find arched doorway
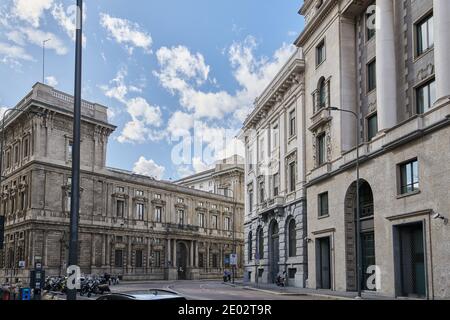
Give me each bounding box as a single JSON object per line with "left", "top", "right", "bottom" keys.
{"left": 269, "top": 220, "right": 279, "bottom": 283}
{"left": 176, "top": 242, "right": 188, "bottom": 280}
{"left": 344, "top": 180, "right": 375, "bottom": 291}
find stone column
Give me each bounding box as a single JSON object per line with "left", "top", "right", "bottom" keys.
{"left": 279, "top": 111, "right": 286, "bottom": 193}
{"left": 173, "top": 239, "right": 177, "bottom": 266}
{"left": 434, "top": 0, "right": 450, "bottom": 101}
{"left": 190, "top": 241, "right": 194, "bottom": 267}
{"left": 127, "top": 236, "right": 132, "bottom": 269}
{"left": 167, "top": 238, "right": 171, "bottom": 266}
{"left": 102, "top": 234, "right": 107, "bottom": 266}
{"left": 195, "top": 241, "right": 199, "bottom": 267}
{"left": 91, "top": 235, "right": 96, "bottom": 267}
{"left": 376, "top": 0, "right": 398, "bottom": 131}
{"left": 340, "top": 17, "right": 357, "bottom": 151}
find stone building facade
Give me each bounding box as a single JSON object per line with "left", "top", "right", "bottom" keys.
{"left": 0, "top": 83, "right": 244, "bottom": 282}
{"left": 297, "top": 0, "right": 450, "bottom": 299}
{"left": 242, "top": 0, "right": 450, "bottom": 299}
{"left": 241, "top": 49, "right": 308, "bottom": 288}
{"left": 176, "top": 154, "right": 245, "bottom": 203}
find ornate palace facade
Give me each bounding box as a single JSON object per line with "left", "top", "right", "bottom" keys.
{"left": 0, "top": 83, "right": 244, "bottom": 282}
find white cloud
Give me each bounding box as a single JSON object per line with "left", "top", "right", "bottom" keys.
{"left": 0, "top": 42, "right": 34, "bottom": 63}
{"left": 192, "top": 157, "right": 211, "bottom": 173}
{"left": 154, "top": 38, "right": 295, "bottom": 122}
{"left": 51, "top": 2, "right": 87, "bottom": 45}
{"left": 102, "top": 69, "right": 164, "bottom": 144}
{"left": 176, "top": 166, "right": 194, "bottom": 178}
{"left": 45, "top": 76, "right": 58, "bottom": 87}
{"left": 127, "top": 97, "right": 162, "bottom": 127}
{"left": 100, "top": 13, "right": 152, "bottom": 54}
{"left": 167, "top": 111, "right": 194, "bottom": 138}
{"left": 155, "top": 46, "right": 209, "bottom": 90}
{"left": 12, "top": 28, "right": 68, "bottom": 55}
{"left": 133, "top": 156, "right": 165, "bottom": 180}
{"left": 12, "top": 0, "right": 54, "bottom": 28}
{"left": 100, "top": 68, "right": 129, "bottom": 103}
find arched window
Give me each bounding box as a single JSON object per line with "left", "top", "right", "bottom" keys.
{"left": 288, "top": 219, "right": 297, "bottom": 257}
{"left": 248, "top": 231, "right": 253, "bottom": 262}
{"left": 318, "top": 77, "right": 327, "bottom": 109}
{"left": 257, "top": 227, "right": 264, "bottom": 260}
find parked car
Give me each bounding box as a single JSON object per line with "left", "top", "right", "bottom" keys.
{"left": 96, "top": 289, "right": 186, "bottom": 301}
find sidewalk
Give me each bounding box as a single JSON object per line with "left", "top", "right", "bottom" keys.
{"left": 225, "top": 281, "right": 395, "bottom": 300}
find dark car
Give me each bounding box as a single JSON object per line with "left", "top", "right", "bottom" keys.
{"left": 96, "top": 289, "right": 187, "bottom": 301}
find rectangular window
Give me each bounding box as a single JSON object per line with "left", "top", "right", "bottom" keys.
{"left": 248, "top": 190, "right": 253, "bottom": 213}
{"left": 199, "top": 252, "right": 204, "bottom": 268}
{"left": 273, "top": 173, "right": 279, "bottom": 197}
{"left": 316, "top": 40, "right": 326, "bottom": 66}
{"left": 248, "top": 148, "right": 253, "bottom": 171}
{"left": 177, "top": 198, "right": 184, "bottom": 204}
{"left": 136, "top": 190, "right": 144, "bottom": 197}
{"left": 23, "top": 138, "right": 29, "bottom": 158}
{"left": 155, "top": 207, "right": 162, "bottom": 222}
{"left": 154, "top": 193, "right": 161, "bottom": 199}
{"left": 318, "top": 192, "right": 329, "bottom": 217}
{"left": 367, "top": 113, "right": 378, "bottom": 141}
{"left": 212, "top": 253, "right": 218, "bottom": 268}
{"left": 399, "top": 159, "right": 419, "bottom": 194}
{"left": 116, "top": 200, "right": 125, "bottom": 218}
{"left": 259, "top": 137, "right": 265, "bottom": 161}
{"left": 114, "top": 249, "right": 123, "bottom": 267}
{"left": 6, "top": 150, "right": 11, "bottom": 169}
{"left": 68, "top": 141, "right": 73, "bottom": 161}
{"left": 366, "top": 8, "right": 376, "bottom": 41}
{"left": 289, "top": 110, "right": 296, "bottom": 137}
{"left": 259, "top": 182, "right": 265, "bottom": 203}
{"left": 416, "top": 14, "right": 434, "bottom": 56}
{"left": 154, "top": 251, "right": 161, "bottom": 267}
{"left": 20, "top": 191, "right": 27, "bottom": 210}
{"left": 224, "top": 217, "right": 231, "bottom": 231}
{"left": 66, "top": 193, "right": 71, "bottom": 212}
{"left": 317, "top": 133, "right": 326, "bottom": 166}
{"left": 211, "top": 215, "right": 218, "bottom": 229}
{"left": 367, "top": 60, "right": 376, "bottom": 92}
{"left": 14, "top": 144, "right": 20, "bottom": 164}
{"left": 289, "top": 162, "right": 296, "bottom": 192}
{"left": 416, "top": 79, "right": 436, "bottom": 114}
{"left": 272, "top": 124, "right": 279, "bottom": 149}
{"left": 198, "top": 212, "right": 205, "bottom": 228}
{"left": 116, "top": 186, "right": 125, "bottom": 193}
{"left": 136, "top": 203, "right": 144, "bottom": 220}
{"left": 135, "top": 250, "right": 143, "bottom": 268}
{"left": 178, "top": 209, "right": 185, "bottom": 225}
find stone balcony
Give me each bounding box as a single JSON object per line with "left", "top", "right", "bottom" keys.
{"left": 309, "top": 107, "right": 332, "bottom": 132}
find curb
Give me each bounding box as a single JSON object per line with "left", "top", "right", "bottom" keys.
{"left": 240, "top": 285, "right": 354, "bottom": 300}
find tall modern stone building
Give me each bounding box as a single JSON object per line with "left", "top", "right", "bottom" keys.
{"left": 243, "top": 0, "right": 450, "bottom": 299}
{"left": 0, "top": 83, "right": 244, "bottom": 282}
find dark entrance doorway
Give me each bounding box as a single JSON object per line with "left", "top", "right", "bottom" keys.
{"left": 269, "top": 220, "right": 279, "bottom": 283}
{"left": 317, "top": 237, "right": 331, "bottom": 289}
{"left": 176, "top": 242, "right": 188, "bottom": 280}
{"left": 344, "top": 180, "right": 376, "bottom": 291}
{"left": 395, "top": 222, "right": 426, "bottom": 298}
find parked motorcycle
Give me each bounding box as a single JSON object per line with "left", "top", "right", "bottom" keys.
{"left": 276, "top": 271, "right": 287, "bottom": 287}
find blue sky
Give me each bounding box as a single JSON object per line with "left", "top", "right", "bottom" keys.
{"left": 0, "top": 0, "right": 304, "bottom": 180}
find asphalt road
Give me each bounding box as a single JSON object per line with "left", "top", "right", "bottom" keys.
{"left": 102, "top": 280, "right": 329, "bottom": 300}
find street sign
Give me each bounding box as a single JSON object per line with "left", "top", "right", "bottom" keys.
{"left": 230, "top": 253, "right": 238, "bottom": 266}
{"left": 18, "top": 261, "right": 25, "bottom": 268}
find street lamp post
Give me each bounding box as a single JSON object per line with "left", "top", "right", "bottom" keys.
{"left": 67, "top": 0, "right": 83, "bottom": 301}
{"left": 42, "top": 39, "right": 51, "bottom": 84}
{"left": 326, "top": 107, "right": 362, "bottom": 298}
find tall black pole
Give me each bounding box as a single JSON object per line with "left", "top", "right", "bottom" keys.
{"left": 67, "top": 0, "right": 83, "bottom": 301}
